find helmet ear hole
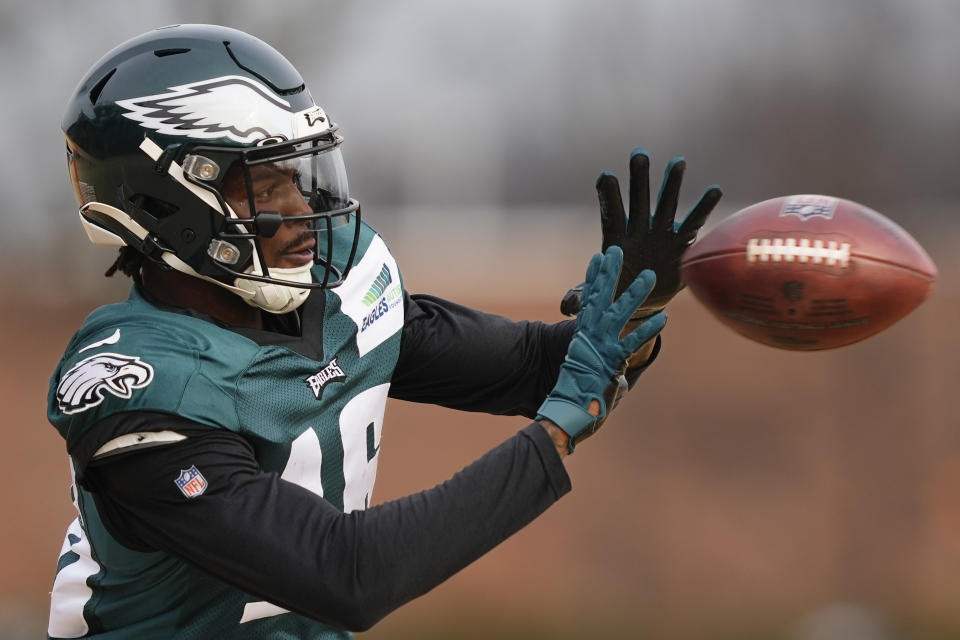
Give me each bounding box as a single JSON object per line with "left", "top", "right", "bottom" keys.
{"left": 129, "top": 194, "right": 179, "bottom": 222}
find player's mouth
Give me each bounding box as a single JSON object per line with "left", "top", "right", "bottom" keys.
{"left": 278, "top": 234, "right": 317, "bottom": 266}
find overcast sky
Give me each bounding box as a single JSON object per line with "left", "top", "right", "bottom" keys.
{"left": 2, "top": 0, "right": 957, "bottom": 273}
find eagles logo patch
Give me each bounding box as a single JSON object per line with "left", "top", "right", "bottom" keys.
{"left": 56, "top": 352, "right": 155, "bottom": 415}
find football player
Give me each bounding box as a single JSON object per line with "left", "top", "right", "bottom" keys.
{"left": 47, "top": 24, "right": 721, "bottom": 639}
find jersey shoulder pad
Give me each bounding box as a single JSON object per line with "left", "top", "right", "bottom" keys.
{"left": 49, "top": 291, "right": 260, "bottom": 449}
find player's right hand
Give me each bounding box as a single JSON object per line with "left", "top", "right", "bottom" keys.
{"left": 560, "top": 149, "right": 722, "bottom": 320}
{"left": 537, "top": 247, "right": 666, "bottom": 453}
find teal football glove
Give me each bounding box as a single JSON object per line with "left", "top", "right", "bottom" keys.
{"left": 537, "top": 247, "right": 667, "bottom": 452}
{"left": 561, "top": 148, "right": 722, "bottom": 319}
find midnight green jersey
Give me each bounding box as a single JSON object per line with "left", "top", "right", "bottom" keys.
{"left": 47, "top": 224, "right": 405, "bottom": 639}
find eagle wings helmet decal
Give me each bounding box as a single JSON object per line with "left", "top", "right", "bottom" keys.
{"left": 115, "top": 75, "right": 328, "bottom": 144}
{"left": 56, "top": 353, "right": 155, "bottom": 415}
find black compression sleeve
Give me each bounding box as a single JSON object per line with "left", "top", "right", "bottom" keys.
{"left": 391, "top": 293, "right": 576, "bottom": 417}
{"left": 85, "top": 423, "right": 570, "bottom": 631}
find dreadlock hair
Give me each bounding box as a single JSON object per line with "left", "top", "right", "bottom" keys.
{"left": 104, "top": 246, "right": 145, "bottom": 282}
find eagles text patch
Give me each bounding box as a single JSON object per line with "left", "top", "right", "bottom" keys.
{"left": 305, "top": 358, "right": 347, "bottom": 399}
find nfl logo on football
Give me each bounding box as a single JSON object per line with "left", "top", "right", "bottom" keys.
{"left": 779, "top": 194, "right": 838, "bottom": 220}
{"left": 175, "top": 465, "right": 208, "bottom": 499}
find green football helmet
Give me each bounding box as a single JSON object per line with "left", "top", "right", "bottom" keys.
{"left": 62, "top": 24, "right": 361, "bottom": 312}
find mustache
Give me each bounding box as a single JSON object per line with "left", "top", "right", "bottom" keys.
{"left": 279, "top": 230, "right": 317, "bottom": 254}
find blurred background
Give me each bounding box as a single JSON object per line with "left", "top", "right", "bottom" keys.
{"left": 1, "top": 0, "right": 957, "bottom": 638}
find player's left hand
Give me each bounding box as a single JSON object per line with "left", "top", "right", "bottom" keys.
{"left": 561, "top": 148, "right": 723, "bottom": 319}
{"left": 538, "top": 247, "right": 667, "bottom": 453}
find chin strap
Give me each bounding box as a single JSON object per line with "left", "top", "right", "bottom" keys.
{"left": 234, "top": 263, "right": 313, "bottom": 314}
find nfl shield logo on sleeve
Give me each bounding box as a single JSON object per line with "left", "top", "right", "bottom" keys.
{"left": 175, "top": 465, "right": 208, "bottom": 499}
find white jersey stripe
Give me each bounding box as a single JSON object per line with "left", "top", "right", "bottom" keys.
{"left": 48, "top": 461, "right": 100, "bottom": 638}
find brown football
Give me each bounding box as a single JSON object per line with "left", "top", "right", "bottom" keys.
{"left": 680, "top": 195, "right": 937, "bottom": 350}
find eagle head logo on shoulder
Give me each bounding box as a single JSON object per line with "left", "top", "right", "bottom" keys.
{"left": 115, "top": 75, "right": 328, "bottom": 144}
{"left": 56, "top": 353, "right": 155, "bottom": 415}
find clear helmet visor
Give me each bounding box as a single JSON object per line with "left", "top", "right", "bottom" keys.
{"left": 187, "top": 131, "right": 361, "bottom": 292}
{"left": 225, "top": 139, "right": 353, "bottom": 226}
